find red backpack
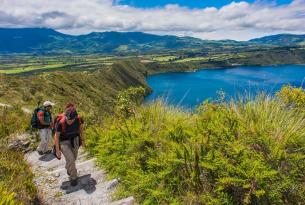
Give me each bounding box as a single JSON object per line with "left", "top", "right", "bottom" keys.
{"left": 54, "top": 113, "right": 81, "bottom": 133}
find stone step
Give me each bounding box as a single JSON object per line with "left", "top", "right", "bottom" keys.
{"left": 110, "top": 197, "right": 135, "bottom": 205}
{"left": 49, "top": 158, "right": 98, "bottom": 175}
{"left": 25, "top": 148, "right": 135, "bottom": 205}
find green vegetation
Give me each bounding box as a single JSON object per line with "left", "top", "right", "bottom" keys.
{"left": 0, "top": 55, "right": 116, "bottom": 75}
{"left": 1, "top": 51, "right": 305, "bottom": 205}
{"left": 0, "top": 106, "right": 29, "bottom": 139}
{"left": 0, "top": 63, "right": 66, "bottom": 74}
{"left": 148, "top": 48, "right": 305, "bottom": 68}
{"left": 85, "top": 86, "right": 305, "bottom": 204}
{"left": 1, "top": 45, "right": 305, "bottom": 76}
{"left": 0, "top": 60, "right": 150, "bottom": 204}
{"left": 0, "top": 149, "right": 38, "bottom": 204}
{"left": 276, "top": 85, "right": 305, "bottom": 108}
{"left": 152, "top": 56, "right": 178, "bottom": 62}
{"left": 0, "top": 60, "right": 150, "bottom": 113}
{"left": 0, "top": 107, "right": 37, "bottom": 204}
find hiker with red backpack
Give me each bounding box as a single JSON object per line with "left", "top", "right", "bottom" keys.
{"left": 35, "top": 101, "right": 55, "bottom": 155}
{"left": 54, "top": 104, "right": 84, "bottom": 186}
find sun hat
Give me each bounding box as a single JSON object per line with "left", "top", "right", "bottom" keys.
{"left": 43, "top": 101, "right": 55, "bottom": 107}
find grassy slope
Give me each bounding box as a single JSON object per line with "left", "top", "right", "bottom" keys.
{"left": 0, "top": 60, "right": 150, "bottom": 204}
{"left": 0, "top": 52, "right": 305, "bottom": 204}
{"left": 0, "top": 60, "right": 150, "bottom": 113}
{"left": 85, "top": 87, "right": 305, "bottom": 205}
{"left": 0, "top": 107, "right": 38, "bottom": 204}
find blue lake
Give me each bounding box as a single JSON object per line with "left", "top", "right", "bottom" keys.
{"left": 145, "top": 65, "right": 305, "bottom": 108}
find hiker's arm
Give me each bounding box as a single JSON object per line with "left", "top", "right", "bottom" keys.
{"left": 54, "top": 132, "right": 61, "bottom": 159}
{"left": 80, "top": 123, "right": 85, "bottom": 146}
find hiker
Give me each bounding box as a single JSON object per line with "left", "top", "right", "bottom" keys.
{"left": 36, "top": 101, "right": 54, "bottom": 155}
{"left": 54, "top": 104, "right": 84, "bottom": 186}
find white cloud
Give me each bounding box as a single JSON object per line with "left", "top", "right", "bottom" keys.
{"left": 0, "top": 0, "right": 304, "bottom": 40}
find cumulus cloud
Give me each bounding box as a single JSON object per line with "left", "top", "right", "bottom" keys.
{"left": 0, "top": 0, "right": 304, "bottom": 40}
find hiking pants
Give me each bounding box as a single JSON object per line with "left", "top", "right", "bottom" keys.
{"left": 60, "top": 137, "right": 80, "bottom": 180}
{"left": 37, "top": 128, "right": 52, "bottom": 153}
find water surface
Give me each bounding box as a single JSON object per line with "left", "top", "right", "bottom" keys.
{"left": 145, "top": 65, "right": 305, "bottom": 108}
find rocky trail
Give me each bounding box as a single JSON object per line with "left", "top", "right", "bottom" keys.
{"left": 25, "top": 149, "right": 135, "bottom": 205}
{"left": 3, "top": 102, "right": 134, "bottom": 205}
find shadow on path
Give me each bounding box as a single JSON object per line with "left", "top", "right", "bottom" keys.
{"left": 39, "top": 153, "right": 56, "bottom": 162}
{"left": 60, "top": 174, "right": 97, "bottom": 194}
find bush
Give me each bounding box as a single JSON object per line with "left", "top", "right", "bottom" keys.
{"left": 0, "top": 187, "right": 15, "bottom": 205}
{"left": 0, "top": 149, "right": 37, "bottom": 204}
{"left": 0, "top": 106, "right": 29, "bottom": 139}
{"left": 276, "top": 85, "right": 305, "bottom": 109}
{"left": 85, "top": 90, "right": 305, "bottom": 204}
{"left": 0, "top": 107, "right": 37, "bottom": 205}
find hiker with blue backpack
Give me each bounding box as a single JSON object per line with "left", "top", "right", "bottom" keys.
{"left": 54, "top": 103, "right": 84, "bottom": 186}
{"left": 33, "top": 101, "right": 55, "bottom": 155}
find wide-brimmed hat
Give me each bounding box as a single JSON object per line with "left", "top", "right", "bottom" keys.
{"left": 43, "top": 101, "right": 55, "bottom": 107}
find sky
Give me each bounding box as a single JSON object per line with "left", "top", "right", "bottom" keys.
{"left": 0, "top": 0, "right": 304, "bottom": 40}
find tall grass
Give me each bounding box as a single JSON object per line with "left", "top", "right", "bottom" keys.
{"left": 85, "top": 86, "right": 305, "bottom": 204}
{"left": 0, "top": 107, "right": 37, "bottom": 204}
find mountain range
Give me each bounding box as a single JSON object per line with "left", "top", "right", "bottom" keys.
{"left": 0, "top": 28, "right": 304, "bottom": 54}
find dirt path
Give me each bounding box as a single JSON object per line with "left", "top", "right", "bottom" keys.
{"left": 25, "top": 150, "right": 135, "bottom": 205}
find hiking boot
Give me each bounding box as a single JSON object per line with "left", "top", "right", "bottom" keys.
{"left": 44, "top": 150, "right": 52, "bottom": 154}
{"left": 70, "top": 179, "right": 78, "bottom": 187}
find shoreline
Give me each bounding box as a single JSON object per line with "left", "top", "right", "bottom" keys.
{"left": 146, "top": 62, "right": 305, "bottom": 77}
{"left": 144, "top": 63, "right": 305, "bottom": 106}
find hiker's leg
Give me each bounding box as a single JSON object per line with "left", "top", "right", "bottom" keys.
{"left": 60, "top": 141, "right": 78, "bottom": 180}
{"left": 72, "top": 136, "right": 80, "bottom": 160}
{"left": 45, "top": 128, "right": 52, "bottom": 150}
{"left": 37, "top": 129, "right": 48, "bottom": 153}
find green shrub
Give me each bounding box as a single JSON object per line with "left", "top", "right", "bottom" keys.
{"left": 86, "top": 91, "right": 305, "bottom": 204}
{"left": 115, "top": 86, "right": 145, "bottom": 117}
{"left": 0, "top": 186, "right": 15, "bottom": 205}
{"left": 0, "top": 107, "right": 36, "bottom": 205}
{"left": 0, "top": 149, "right": 37, "bottom": 204}
{"left": 276, "top": 85, "right": 305, "bottom": 109}
{"left": 0, "top": 107, "right": 29, "bottom": 139}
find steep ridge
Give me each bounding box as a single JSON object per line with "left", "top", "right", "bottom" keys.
{"left": 0, "top": 60, "right": 151, "bottom": 113}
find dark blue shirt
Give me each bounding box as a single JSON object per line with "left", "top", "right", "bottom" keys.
{"left": 56, "top": 117, "right": 84, "bottom": 140}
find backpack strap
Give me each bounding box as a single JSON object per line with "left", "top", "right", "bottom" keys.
{"left": 77, "top": 115, "right": 81, "bottom": 123}
{"left": 60, "top": 116, "right": 66, "bottom": 133}
{"left": 60, "top": 115, "right": 81, "bottom": 133}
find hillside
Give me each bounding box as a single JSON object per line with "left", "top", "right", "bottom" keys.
{"left": 0, "top": 28, "right": 209, "bottom": 54}
{"left": 0, "top": 60, "right": 150, "bottom": 113}
{"left": 2, "top": 28, "right": 305, "bottom": 55}
{"left": 0, "top": 28, "right": 69, "bottom": 53}
{"left": 1, "top": 56, "right": 305, "bottom": 204}
{"left": 0, "top": 60, "right": 150, "bottom": 204}
{"left": 84, "top": 87, "right": 305, "bottom": 204}
{"left": 249, "top": 34, "right": 305, "bottom": 46}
